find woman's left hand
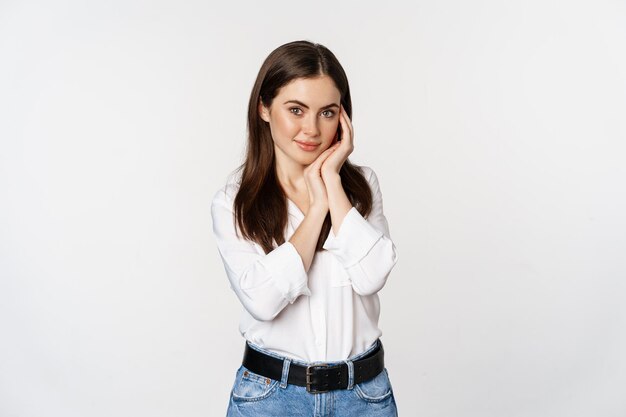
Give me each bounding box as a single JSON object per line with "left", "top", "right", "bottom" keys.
{"left": 321, "top": 104, "right": 354, "bottom": 180}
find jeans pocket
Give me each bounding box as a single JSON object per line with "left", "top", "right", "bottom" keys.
{"left": 354, "top": 368, "right": 394, "bottom": 403}
{"left": 231, "top": 365, "right": 280, "bottom": 402}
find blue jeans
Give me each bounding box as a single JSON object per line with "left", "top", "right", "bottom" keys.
{"left": 225, "top": 339, "right": 398, "bottom": 416}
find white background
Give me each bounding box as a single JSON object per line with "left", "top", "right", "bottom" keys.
{"left": 1, "top": 0, "right": 625, "bottom": 416}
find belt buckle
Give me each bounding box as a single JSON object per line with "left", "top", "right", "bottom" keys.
{"left": 305, "top": 364, "right": 329, "bottom": 394}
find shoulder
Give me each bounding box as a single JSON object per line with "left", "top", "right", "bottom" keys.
{"left": 356, "top": 165, "right": 381, "bottom": 188}
{"left": 211, "top": 173, "right": 241, "bottom": 211}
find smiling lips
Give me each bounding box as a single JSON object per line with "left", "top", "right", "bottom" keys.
{"left": 295, "top": 140, "right": 320, "bottom": 152}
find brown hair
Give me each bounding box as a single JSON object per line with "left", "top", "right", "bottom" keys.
{"left": 232, "top": 40, "right": 373, "bottom": 254}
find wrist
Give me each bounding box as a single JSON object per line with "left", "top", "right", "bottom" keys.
{"left": 307, "top": 203, "right": 329, "bottom": 217}
{"left": 322, "top": 172, "right": 342, "bottom": 185}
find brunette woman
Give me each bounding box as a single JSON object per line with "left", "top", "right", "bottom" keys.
{"left": 211, "top": 40, "right": 399, "bottom": 416}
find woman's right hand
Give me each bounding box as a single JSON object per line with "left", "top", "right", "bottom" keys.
{"left": 303, "top": 142, "right": 340, "bottom": 213}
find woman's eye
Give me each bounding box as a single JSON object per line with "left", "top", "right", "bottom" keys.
{"left": 321, "top": 110, "right": 335, "bottom": 118}
{"left": 289, "top": 108, "right": 302, "bottom": 115}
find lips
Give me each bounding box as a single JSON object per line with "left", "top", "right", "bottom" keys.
{"left": 294, "top": 140, "right": 321, "bottom": 152}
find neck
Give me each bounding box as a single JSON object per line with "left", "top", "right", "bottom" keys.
{"left": 274, "top": 150, "right": 306, "bottom": 194}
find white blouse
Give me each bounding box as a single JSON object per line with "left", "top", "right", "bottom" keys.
{"left": 210, "top": 165, "right": 398, "bottom": 363}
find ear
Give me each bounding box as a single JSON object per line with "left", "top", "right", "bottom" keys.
{"left": 258, "top": 99, "right": 270, "bottom": 123}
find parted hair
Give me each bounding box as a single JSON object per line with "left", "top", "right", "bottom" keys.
{"left": 232, "top": 40, "right": 373, "bottom": 254}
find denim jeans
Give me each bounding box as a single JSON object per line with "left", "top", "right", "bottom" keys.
{"left": 225, "top": 339, "right": 398, "bottom": 416}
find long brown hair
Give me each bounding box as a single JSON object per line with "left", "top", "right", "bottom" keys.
{"left": 232, "top": 40, "right": 373, "bottom": 254}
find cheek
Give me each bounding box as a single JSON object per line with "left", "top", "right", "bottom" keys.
{"left": 273, "top": 115, "right": 299, "bottom": 137}
{"left": 323, "top": 121, "right": 339, "bottom": 139}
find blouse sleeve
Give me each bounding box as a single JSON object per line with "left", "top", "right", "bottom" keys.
{"left": 322, "top": 166, "right": 399, "bottom": 295}
{"left": 210, "top": 185, "right": 311, "bottom": 322}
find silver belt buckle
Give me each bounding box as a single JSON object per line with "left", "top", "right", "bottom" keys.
{"left": 305, "top": 364, "right": 329, "bottom": 394}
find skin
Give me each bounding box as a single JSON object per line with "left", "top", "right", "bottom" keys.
{"left": 259, "top": 75, "right": 355, "bottom": 272}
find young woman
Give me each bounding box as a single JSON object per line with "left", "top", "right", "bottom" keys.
{"left": 211, "top": 40, "right": 399, "bottom": 416}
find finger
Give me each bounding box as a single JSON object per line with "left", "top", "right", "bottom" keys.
{"left": 343, "top": 108, "right": 354, "bottom": 140}
{"left": 339, "top": 106, "right": 353, "bottom": 144}
{"left": 309, "top": 144, "right": 338, "bottom": 169}
{"left": 318, "top": 143, "right": 340, "bottom": 162}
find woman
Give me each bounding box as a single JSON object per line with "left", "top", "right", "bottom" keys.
{"left": 211, "top": 40, "right": 399, "bottom": 416}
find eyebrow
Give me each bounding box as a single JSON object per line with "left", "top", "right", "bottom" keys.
{"left": 283, "top": 100, "right": 340, "bottom": 110}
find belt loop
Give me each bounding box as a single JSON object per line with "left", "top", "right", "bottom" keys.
{"left": 344, "top": 359, "right": 354, "bottom": 390}
{"left": 280, "top": 358, "right": 291, "bottom": 389}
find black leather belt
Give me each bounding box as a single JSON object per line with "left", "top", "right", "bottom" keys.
{"left": 241, "top": 340, "right": 385, "bottom": 394}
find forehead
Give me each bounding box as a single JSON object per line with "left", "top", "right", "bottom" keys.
{"left": 275, "top": 76, "right": 340, "bottom": 104}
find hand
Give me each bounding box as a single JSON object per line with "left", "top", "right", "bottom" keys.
{"left": 303, "top": 140, "right": 341, "bottom": 213}
{"left": 321, "top": 104, "right": 354, "bottom": 181}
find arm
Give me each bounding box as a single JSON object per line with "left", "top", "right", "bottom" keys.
{"left": 210, "top": 185, "right": 321, "bottom": 322}
{"left": 289, "top": 204, "right": 328, "bottom": 272}
{"left": 325, "top": 173, "right": 352, "bottom": 236}
{"left": 322, "top": 166, "right": 399, "bottom": 295}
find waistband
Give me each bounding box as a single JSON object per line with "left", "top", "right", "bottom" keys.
{"left": 241, "top": 339, "right": 385, "bottom": 394}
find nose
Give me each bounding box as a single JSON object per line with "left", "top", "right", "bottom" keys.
{"left": 302, "top": 115, "right": 320, "bottom": 137}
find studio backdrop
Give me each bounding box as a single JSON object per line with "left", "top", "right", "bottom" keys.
{"left": 1, "top": 1, "right": 625, "bottom": 416}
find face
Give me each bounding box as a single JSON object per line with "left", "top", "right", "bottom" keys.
{"left": 259, "top": 75, "right": 341, "bottom": 167}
